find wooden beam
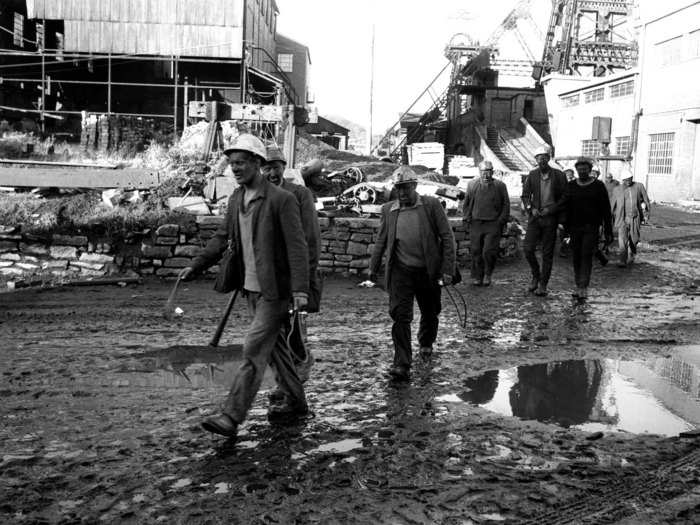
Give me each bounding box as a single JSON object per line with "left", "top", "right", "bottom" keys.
{"left": 0, "top": 159, "right": 119, "bottom": 169}
{"left": 0, "top": 168, "right": 162, "bottom": 189}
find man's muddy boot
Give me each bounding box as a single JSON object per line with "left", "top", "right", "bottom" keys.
{"left": 528, "top": 277, "right": 539, "bottom": 292}
{"left": 482, "top": 274, "right": 492, "bottom": 286}
{"left": 201, "top": 414, "right": 238, "bottom": 438}
{"left": 419, "top": 346, "right": 433, "bottom": 359}
{"left": 534, "top": 283, "right": 548, "bottom": 296}
{"left": 387, "top": 365, "right": 410, "bottom": 382}
{"left": 268, "top": 398, "right": 310, "bottom": 422}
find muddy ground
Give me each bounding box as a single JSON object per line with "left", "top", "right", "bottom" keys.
{"left": 1, "top": 243, "right": 699, "bottom": 524}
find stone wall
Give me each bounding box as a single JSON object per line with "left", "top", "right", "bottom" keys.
{"left": 0, "top": 217, "right": 522, "bottom": 289}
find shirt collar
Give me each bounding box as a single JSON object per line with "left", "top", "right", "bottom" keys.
{"left": 390, "top": 194, "right": 423, "bottom": 212}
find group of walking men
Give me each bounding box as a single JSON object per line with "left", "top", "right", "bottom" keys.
{"left": 465, "top": 145, "right": 650, "bottom": 299}
{"left": 180, "top": 134, "right": 650, "bottom": 439}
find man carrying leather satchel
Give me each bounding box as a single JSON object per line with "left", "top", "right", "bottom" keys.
{"left": 263, "top": 146, "right": 321, "bottom": 387}
{"left": 179, "top": 134, "right": 310, "bottom": 438}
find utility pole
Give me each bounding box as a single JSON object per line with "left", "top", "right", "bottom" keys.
{"left": 367, "top": 24, "right": 375, "bottom": 157}
{"left": 240, "top": 0, "right": 248, "bottom": 103}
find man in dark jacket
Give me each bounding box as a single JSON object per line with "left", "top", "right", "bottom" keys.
{"left": 180, "top": 134, "right": 310, "bottom": 438}
{"left": 521, "top": 145, "right": 567, "bottom": 296}
{"left": 263, "top": 146, "right": 321, "bottom": 387}
{"left": 463, "top": 160, "right": 510, "bottom": 286}
{"left": 369, "top": 166, "right": 456, "bottom": 381}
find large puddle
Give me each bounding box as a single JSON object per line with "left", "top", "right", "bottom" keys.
{"left": 445, "top": 346, "right": 700, "bottom": 437}
{"left": 103, "top": 345, "right": 276, "bottom": 389}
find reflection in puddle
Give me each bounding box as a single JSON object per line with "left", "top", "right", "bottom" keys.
{"left": 103, "top": 345, "right": 276, "bottom": 389}
{"left": 453, "top": 347, "right": 700, "bottom": 436}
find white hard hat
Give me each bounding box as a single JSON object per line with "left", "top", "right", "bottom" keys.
{"left": 478, "top": 160, "right": 494, "bottom": 171}
{"left": 533, "top": 144, "right": 552, "bottom": 158}
{"left": 392, "top": 166, "right": 418, "bottom": 185}
{"left": 619, "top": 167, "right": 634, "bottom": 180}
{"left": 223, "top": 134, "right": 267, "bottom": 162}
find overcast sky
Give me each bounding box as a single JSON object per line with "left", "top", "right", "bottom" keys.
{"left": 275, "top": 0, "right": 525, "bottom": 134}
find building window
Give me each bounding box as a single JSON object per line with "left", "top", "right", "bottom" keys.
{"left": 278, "top": 53, "right": 293, "bottom": 73}
{"left": 560, "top": 93, "right": 579, "bottom": 107}
{"left": 13, "top": 12, "right": 24, "bottom": 47}
{"left": 657, "top": 36, "right": 682, "bottom": 66}
{"left": 648, "top": 132, "right": 674, "bottom": 174}
{"left": 610, "top": 80, "right": 634, "bottom": 98}
{"left": 581, "top": 139, "right": 601, "bottom": 157}
{"left": 584, "top": 88, "right": 604, "bottom": 103}
{"left": 689, "top": 29, "right": 700, "bottom": 59}
{"left": 615, "top": 136, "right": 631, "bottom": 156}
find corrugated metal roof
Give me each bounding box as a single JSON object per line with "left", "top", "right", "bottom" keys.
{"left": 27, "top": 0, "right": 246, "bottom": 57}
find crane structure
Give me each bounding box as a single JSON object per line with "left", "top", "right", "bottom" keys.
{"left": 539, "top": 0, "right": 638, "bottom": 77}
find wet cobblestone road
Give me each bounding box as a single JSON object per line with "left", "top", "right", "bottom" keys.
{"left": 1, "top": 245, "right": 699, "bottom": 524}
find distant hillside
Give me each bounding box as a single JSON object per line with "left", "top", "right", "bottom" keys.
{"left": 325, "top": 114, "right": 383, "bottom": 152}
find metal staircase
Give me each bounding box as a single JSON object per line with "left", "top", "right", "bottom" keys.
{"left": 485, "top": 127, "right": 531, "bottom": 171}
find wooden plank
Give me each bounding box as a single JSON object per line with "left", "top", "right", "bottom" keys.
{"left": 0, "top": 159, "right": 118, "bottom": 169}
{"left": 0, "top": 168, "right": 162, "bottom": 189}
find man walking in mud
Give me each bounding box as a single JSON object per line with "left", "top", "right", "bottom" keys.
{"left": 369, "top": 166, "right": 456, "bottom": 381}
{"left": 612, "top": 167, "right": 651, "bottom": 267}
{"left": 179, "top": 134, "right": 310, "bottom": 438}
{"left": 263, "top": 145, "right": 321, "bottom": 388}
{"left": 521, "top": 145, "right": 567, "bottom": 296}
{"left": 463, "top": 160, "right": 510, "bottom": 286}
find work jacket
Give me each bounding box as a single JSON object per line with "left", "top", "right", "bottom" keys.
{"left": 191, "top": 178, "right": 309, "bottom": 300}
{"left": 281, "top": 180, "right": 321, "bottom": 276}
{"left": 521, "top": 167, "right": 567, "bottom": 221}
{"left": 369, "top": 195, "right": 456, "bottom": 290}
{"left": 611, "top": 182, "right": 651, "bottom": 229}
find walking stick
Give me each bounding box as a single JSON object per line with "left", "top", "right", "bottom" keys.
{"left": 209, "top": 290, "right": 239, "bottom": 347}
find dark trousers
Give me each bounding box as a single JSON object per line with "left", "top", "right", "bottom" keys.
{"left": 389, "top": 262, "right": 441, "bottom": 369}
{"left": 523, "top": 215, "right": 558, "bottom": 285}
{"left": 223, "top": 292, "right": 306, "bottom": 422}
{"left": 469, "top": 219, "right": 501, "bottom": 280}
{"left": 570, "top": 225, "right": 599, "bottom": 288}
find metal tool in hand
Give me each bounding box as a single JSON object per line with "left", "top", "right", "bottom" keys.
{"left": 441, "top": 281, "right": 467, "bottom": 329}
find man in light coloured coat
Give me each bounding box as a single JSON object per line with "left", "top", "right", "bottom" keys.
{"left": 611, "top": 168, "right": 651, "bottom": 267}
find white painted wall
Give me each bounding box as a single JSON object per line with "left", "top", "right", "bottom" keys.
{"left": 634, "top": 1, "right": 700, "bottom": 201}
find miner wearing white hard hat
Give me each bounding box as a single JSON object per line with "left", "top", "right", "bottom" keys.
{"left": 263, "top": 145, "right": 321, "bottom": 390}
{"left": 463, "top": 160, "right": 510, "bottom": 286}
{"left": 611, "top": 166, "right": 651, "bottom": 268}
{"left": 521, "top": 143, "right": 567, "bottom": 296}
{"left": 368, "top": 165, "right": 457, "bottom": 381}
{"left": 564, "top": 156, "right": 613, "bottom": 300}
{"left": 180, "top": 133, "right": 311, "bottom": 438}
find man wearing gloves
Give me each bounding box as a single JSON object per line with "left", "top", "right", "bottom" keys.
{"left": 179, "top": 134, "right": 310, "bottom": 438}
{"left": 369, "top": 166, "right": 456, "bottom": 381}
